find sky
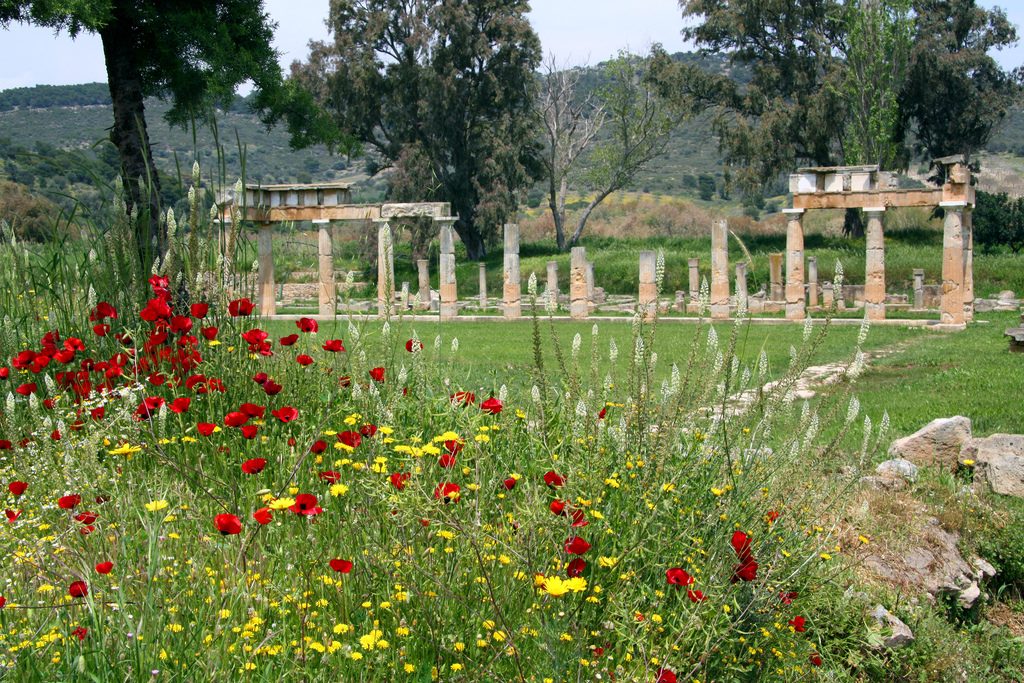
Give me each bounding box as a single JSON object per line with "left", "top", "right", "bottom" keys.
{"left": 0, "top": 0, "right": 1021, "bottom": 92}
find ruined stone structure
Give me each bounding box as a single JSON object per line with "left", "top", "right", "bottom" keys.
{"left": 503, "top": 223, "right": 521, "bottom": 319}
{"left": 710, "top": 219, "right": 730, "bottom": 319}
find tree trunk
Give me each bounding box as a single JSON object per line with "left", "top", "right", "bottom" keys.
{"left": 569, "top": 189, "right": 613, "bottom": 246}
{"left": 100, "top": 1, "right": 164, "bottom": 267}
{"left": 842, "top": 208, "right": 864, "bottom": 238}
{"left": 549, "top": 175, "right": 566, "bottom": 251}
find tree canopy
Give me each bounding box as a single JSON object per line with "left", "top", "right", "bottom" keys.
{"left": 291, "top": 0, "right": 542, "bottom": 259}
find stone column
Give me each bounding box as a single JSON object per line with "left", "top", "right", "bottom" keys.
{"left": 257, "top": 223, "right": 275, "bottom": 316}
{"left": 639, "top": 250, "right": 658, "bottom": 321}
{"left": 400, "top": 281, "right": 410, "bottom": 309}
{"left": 768, "top": 253, "right": 784, "bottom": 303}
{"left": 913, "top": 269, "right": 925, "bottom": 310}
{"left": 735, "top": 262, "right": 748, "bottom": 312}
{"left": 502, "top": 223, "right": 521, "bottom": 319}
{"left": 438, "top": 219, "right": 458, "bottom": 321}
{"left": 585, "top": 262, "right": 596, "bottom": 305}
{"left": 963, "top": 207, "right": 974, "bottom": 322}
{"left": 822, "top": 282, "right": 835, "bottom": 308}
{"left": 316, "top": 220, "right": 335, "bottom": 317}
{"left": 570, "top": 247, "right": 589, "bottom": 319}
{"left": 376, "top": 221, "right": 394, "bottom": 318}
{"left": 940, "top": 201, "right": 966, "bottom": 326}
{"left": 807, "top": 256, "right": 819, "bottom": 308}
{"left": 478, "top": 263, "right": 487, "bottom": 310}
{"left": 784, "top": 208, "right": 806, "bottom": 320}
{"left": 710, "top": 219, "right": 730, "bottom": 319}
{"left": 864, "top": 207, "right": 886, "bottom": 321}
{"left": 546, "top": 260, "right": 559, "bottom": 306}
{"left": 416, "top": 259, "right": 430, "bottom": 310}
{"left": 688, "top": 258, "right": 700, "bottom": 303}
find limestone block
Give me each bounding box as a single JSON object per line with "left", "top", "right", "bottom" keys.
{"left": 888, "top": 416, "right": 973, "bottom": 467}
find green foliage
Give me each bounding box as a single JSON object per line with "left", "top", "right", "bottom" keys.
{"left": 0, "top": 82, "right": 111, "bottom": 111}
{"left": 974, "top": 190, "right": 1024, "bottom": 254}
{"left": 292, "top": 0, "right": 542, "bottom": 260}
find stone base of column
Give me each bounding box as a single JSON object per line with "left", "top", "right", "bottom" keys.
{"left": 439, "top": 283, "right": 458, "bottom": 321}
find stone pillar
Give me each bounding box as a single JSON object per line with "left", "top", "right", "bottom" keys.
{"left": 546, "top": 260, "right": 559, "bottom": 306}
{"left": 376, "top": 221, "right": 394, "bottom": 318}
{"left": 822, "top": 282, "right": 835, "bottom": 308}
{"left": 570, "top": 247, "right": 589, "bottom": 320}
{"left": 864, "top": 207, "right": 886, "bottom": 321}
{"left": 963, "top": 207, "right": 974, "bottom": 322}
{"left": 807, "top": 256, "right": 819, "bottom": 308}
{"left": 417, "top": 259, "right": 430, "bottom": 310}
{"left": 257, "top": 223, "right": 275, "bottom": 316}
{"left": 585, "top": 261, "right": 596, "bottom": 305}
{"left": 316, "top": 220, "right": 335, "bottom": 317}
{"left": 502, "top": 223, "right": 521, "bottom": 319}
{"left": 913, "top": 269, "right": 925, "bottom": 310}
{"left": 735, "top": 262, "right": 748, "bottom": 312}
{"left": 478, "top": 263, "right": 487, "bottom": 309}
{"left": 940, "top": 201, "right": 966, "bottom": 327}
{"left": 639, "top": 250, "right": 658, "bottom": 321}
{"left": 688, "top": 258, "right": 700, "bottom": 303}
{"left": 710, "top": 219, "right": 730, "bottom": 319}
{"left": 400, "top": 281, "right": 410, "bottom": 309}
{"left": 784, "top": 208, "right": 806, "bottom": 320}
{"left": 768, "top": 253, "right": 784, "bottom": 303}
{"left": 438, "top": 219, "right": 458, "bottom": 321}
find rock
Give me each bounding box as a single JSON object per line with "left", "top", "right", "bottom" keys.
{"left": 876, "top": 458, "right": 919, "bottom": 482}
{"left": 963, "top": 434, "right": 1024, "bottom": 498}
{"left": 973, "top": 556, "right": 997, "bottom": 581}
{"left": 869, "top": 605, "right": 915, "bottom": 649}
{"left": 958, "top": 582, "right": 981, "bottom": 609}
{"left": 860, "top": 475, "right": 908, "bottom": 491}
{"left": 888, "top": 416, "right": 972, "bottom": 467}
{"left": 997, "top": 290, "right": 1016, "bottom": 301}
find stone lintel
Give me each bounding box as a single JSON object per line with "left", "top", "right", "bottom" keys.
{"left": 781, "top": 208, "right": 805, "bottom": 215}
{"left": 862, "top": 207, "right": 886, "bottom": 214}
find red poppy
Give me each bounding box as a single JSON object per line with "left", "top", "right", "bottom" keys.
{"left": 666, "top": 567, "right": 694, "bottom": 587}
{"left": 655, "top": 668, "right": 678, "bottom": 683}
{"left": 8, "top": 481, "right": 27, "bottom": 496}
{"left": 90, "top": 407, "right": 105, "bottom": 421}
{"left": 279, "top": 334, "right": 299, "bottom": 346}
{"left": 322, "top": 339, "right": 345, "bottom": 352}
{"left": 405, "top": 339, "right": 423, "bottom": 352}
{"left": 433, "top": 482, "right": 461, "bottom": 503}
{"left": 318, "top": 471, "right": 342, "bottom": 484}
{"left": 239, "top": 403, "right": 265, "bottom": 419}
{"left": 15, "top": 382, "right": 37, "bottom": 396}
{"left": 197, "top": 422, "right": 217, "bottom": 436}
{"left": 74, "top": 511, "right": 98, "bottom": 525}
{"left": 290, "top": 493, "right": 323, "bottom": 516}
{"left": 569, "top": 508, "right": 588, "bottom": 527}
{"left": 369, "top": 367, "right": 385, "bottom": 382}
{"left": 359, "top": 424, "right": 378, "bottom": 438}
{"left": 68, "top": 580, "right": 88, "bottom": 598}
{"left": 390, "top": 472, "right": 410, "bottom": 490}
{"left": 6, "top": 509, "right": 21, "bottom": 522}
{"left": 201, "top": 326, "right": 219, "bottom": 340}
{"left": 72, "top": 626, "right": 88, "bottom": 641}
{"left": 687, "top": 589, "right": 707, "bottom": 603}
{"left": 788, "top": 616, "right": 806, "bottom": 632}
{"left": 241, "top": 458, "right": 266, "bottom": 474}
{"left": 310, "top": 440, "right": 328, "bottom": 454}
{"left": 450, "top": 391, "right": 476, "bottom": 405}
{"left": 190, "top": 302, "right": 209, "bottom": 318}
{"left": 337, "top": 431, "right": 361, "bottom": 448}
{"left": 766, "top": 510, "right": 780, "bottom": 523}
{"left": 543, "top": 471, "right": 566, "bottom": 487}
{"left": 263, "top": 379, "right": 283, "bottom": 395}
{"left": 809, "top": 653, "right": 823, "bottom": 667}
{"left": 241, "top": 328, "right": 268, "bottom": 346}
{"left": 564, "top": 536, "right": 591, "bottom": 555}
{"left": 566, "top": 557, "right": 586, "bottom": 577}
{"left": 253, "top": 507, "right": 272, "bottom": 525}
{"left": 228, "top": 298, "right": 254, "bottom": 317}
{"left": 444, "top": 439, "right": 463, "bottom": 455}
{"left": 731, "top": 530, "right": 753, "bottom": 560}
{"left": 169, "top": 397, "right": 191, "bottom": 414}
{"left": 0, "top": 367, "right": 7, "bottom": 379}
{"left": 329, "top": 558, "right": 353, "bottom": 574}
{"left": 438, "top": 453, "right": 457, "bottom": 468}
{"left": 502, "top": 477, "right": 517, "bottom": 490}
{"left": 731, "top": 558, "right": 759, "bottom": 583}
{"left": 0, "top": 596, "right": 5, "bottom": 608}
{"left": 90, "top": 301, "right": 118, "bottom": 321}
{"left": 296, "top": 354, "right": 314, "bottom": 366}
{"left": 58, "top": 494, "right": 81, "bottom": 509}
{"left": 272, "top": 406, "right": 298, "bottom": 423}
{"left": 214, "top": 513, "right": 243, "bottom": 535}
{"left": 779, "top": 590, "right": 799, "bottom": 605}
{"left": 297, "top": 317, "right": 319, "bottom": 333}
{"left": 224, "top": 411, "right": 249, "bottom": 428}
{"left": 95, "top": 561, "right": 113, "bottom": 575}
{"left": 481, "top": 397, "right": 503, "bottom": 414}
